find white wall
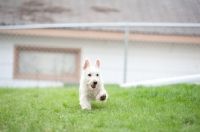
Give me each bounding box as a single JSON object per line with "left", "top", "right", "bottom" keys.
{"left": 0, "top": 34, "right": 124, "bottom": 87}
{"left": 0, "top": 34, "right": 200, "bottom": 87}
{"left": 127, "top": 42, "right": 200, "bottom": 82}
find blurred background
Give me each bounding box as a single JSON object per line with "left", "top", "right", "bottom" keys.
{"left": 0, "top": 0, "right": 200, "bottom": 87}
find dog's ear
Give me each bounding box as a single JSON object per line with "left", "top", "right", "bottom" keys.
{"left": 83, "top": 59, "right": 90, "bottom": 69}
{"left": 95, "top": 59, "right": 100, "bottom": 68}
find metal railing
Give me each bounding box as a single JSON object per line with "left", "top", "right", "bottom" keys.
{"left": 1, "top": 22, "right": 200, "bottom": 29}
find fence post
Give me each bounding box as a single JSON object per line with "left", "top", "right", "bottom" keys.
{"left": 124, "top": 25, "right": 129, "bottom": 83}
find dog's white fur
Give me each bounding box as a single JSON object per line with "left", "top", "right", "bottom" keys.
{"left": 79, "top": 59, "right": 108, "bottom": 110}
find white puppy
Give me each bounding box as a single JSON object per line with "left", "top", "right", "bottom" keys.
{"left": 79, "top": 59, "right": 108, "bottom": 110}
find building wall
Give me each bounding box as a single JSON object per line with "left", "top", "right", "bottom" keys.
{"left": 0, "top": 34, "right": 124, "bottom": 87}
{"left": 127, "top": 42, "right": 200, "bottom": 82}
{"left": 0, "top": 34, "right": 200, "bottom": 87}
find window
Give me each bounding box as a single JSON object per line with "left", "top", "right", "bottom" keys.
{"left": 13, "top": 45, "right": 81, "bottom": 82}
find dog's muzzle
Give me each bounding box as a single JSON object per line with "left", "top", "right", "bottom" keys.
{"left": 91, "top": 81, "right": 97, "bottom": 89}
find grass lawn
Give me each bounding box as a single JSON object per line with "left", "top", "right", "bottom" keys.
{"left": 0, "top": 84, "right": 200, "bottom": 132}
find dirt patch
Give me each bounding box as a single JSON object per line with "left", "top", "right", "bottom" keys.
{"left": 43, "top": 6, "right": 71, "bottom": 13}
{"left": 23, "top": 0, "right": 44, "bottom": 6}
{"left": 91, "top": 6, "right": 119, "bottom": 13}
{"left": 20, "top": 0, "right": 71, "bottom": 14}
{"left": 18, "top": 0, "right": 71, "bottom": 23}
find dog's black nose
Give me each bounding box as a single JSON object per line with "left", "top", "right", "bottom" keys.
{"left": 93, "top": 81, "right": 97, "bottom": 85}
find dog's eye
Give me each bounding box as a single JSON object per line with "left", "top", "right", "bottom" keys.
{"left": 96, "top": 74, "right": 99, "bottom": 76}
{"left": 88, "top": 74, "right": 91, "bottom": 77}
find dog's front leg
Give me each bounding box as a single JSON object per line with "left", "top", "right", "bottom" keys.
{"left": 79, "top": 94, "right": 91, "bottom": 110}
{"left": 96, "top": 89, "right": 108, "bottom": 102}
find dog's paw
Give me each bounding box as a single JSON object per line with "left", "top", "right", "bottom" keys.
{"left": 81, "top": 106, "right": 91, "bottom": 110}
{"left": 82, "top": 107, "right": 91, "bottom": 110}
{"left": 100, "top": 94, "right": 107, "bottom": 101}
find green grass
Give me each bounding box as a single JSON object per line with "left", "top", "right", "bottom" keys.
{"left": 0, "top": 84, "right": 200, "bottom": 132}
